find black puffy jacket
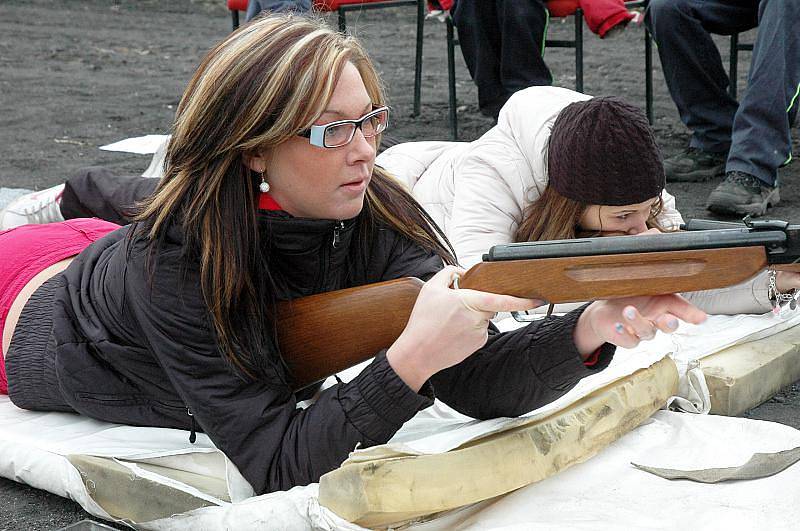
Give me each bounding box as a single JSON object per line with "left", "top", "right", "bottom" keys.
{"left": 45, "top": 210, "right": 613, "bottom": 494}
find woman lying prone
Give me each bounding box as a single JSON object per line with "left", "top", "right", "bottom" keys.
{"left": 0, "top": 14, "right": 705, "bottom": 495}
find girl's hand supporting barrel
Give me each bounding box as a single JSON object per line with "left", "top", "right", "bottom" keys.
{"left": 574, "top": 295, "right": 707, "bottom": 355}
{"left": 386, "top": 266, "right": 542, "bottom": 392}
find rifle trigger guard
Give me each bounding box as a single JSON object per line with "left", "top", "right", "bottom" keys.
{"left": 512, "top": 310, "right": 540, "bottom": 322}
{"left": 512, "top": 302, "right": 555, "bottom": 322}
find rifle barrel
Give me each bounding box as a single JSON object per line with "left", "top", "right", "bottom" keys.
{"left": 483, "top": 229, "right": 788, "bottom": 262}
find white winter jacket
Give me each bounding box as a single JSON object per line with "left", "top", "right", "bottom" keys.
{"left": 377, "top": 86, "right": 772, "bottom": 315}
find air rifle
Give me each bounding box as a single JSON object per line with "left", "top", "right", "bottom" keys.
{"left": 278, "top": 218, "right": 800, "bottom": 389}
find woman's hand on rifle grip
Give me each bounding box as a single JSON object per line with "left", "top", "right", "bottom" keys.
{"left": 575, "top": 294, "right": 707, "bottom": 354}
{"left": 386, "top": 266, "right": 542, "bottom": 392}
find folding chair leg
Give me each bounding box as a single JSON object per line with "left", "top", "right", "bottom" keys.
{"left": 338, "top": 10, "right": 346, "bottom": 33}
{"left": 645, "top": 27, "right": 653, "bottom": 125}
{"left": 231, "top": 10, "right": 240, "bottom": 30}
{"left": 446, "top": 17, "right": 458, "bottom": 141}
{"left": 729, "top": 33, "right": 739, "bottom": 100}
{"left": 413, "top": 0, "right": 424, "bottom": 117}
{"left": 575, "top": 9, "right": 584, "bottom": 93}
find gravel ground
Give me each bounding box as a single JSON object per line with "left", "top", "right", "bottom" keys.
{"left": 0, "top": 1, "right": 798, "bottom": 529}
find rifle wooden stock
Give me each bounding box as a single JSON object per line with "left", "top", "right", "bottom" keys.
{"left": 461, "top": 246, "right": 800, "bottom": 301}
{"left": 277, "top": 278, "right": 424, "bottom": 390}
{"left": 278, "top": 246, "right": 800, "bottom": 390}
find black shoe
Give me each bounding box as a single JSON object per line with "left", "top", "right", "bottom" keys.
{"left": 663, "top": 147, "right": 727, "bottom": 182}
{"left": 706, "top": 171, "right": 780, "bottom": 217}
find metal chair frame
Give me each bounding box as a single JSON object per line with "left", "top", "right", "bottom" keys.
{"left": 336, "top": 0, "right": 425, "bottom": 117}
{"left": 228, "top": 1, "right": 752, "bottom": 141}
{"left": 642, "top": 0, "right": 753, "bottom": 124}
{"left": 729, "top": 34, "right": 753, "bottom": 100}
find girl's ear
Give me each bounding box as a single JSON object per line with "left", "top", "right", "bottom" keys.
{"left": 243, "top": 149, "right": 269, "bottom": 173}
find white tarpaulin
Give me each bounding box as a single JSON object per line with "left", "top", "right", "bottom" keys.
{"left": 99, "top": 135, "right": 170, "bottom": 155}
{"left": 1, "top": 309, "right": 799, "bottom": 529}
{"left": 148, "top": 411, "right": 800, "bottom": 531}
{"left": 0, "top": 395, "right": 255, "bottom": 526}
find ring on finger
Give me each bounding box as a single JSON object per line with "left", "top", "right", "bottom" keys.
{"left": 634, "top": 320, "right": 658, "bottom": 340}
{"left": 638, "top": 329, "right": 657, "bottom": 340}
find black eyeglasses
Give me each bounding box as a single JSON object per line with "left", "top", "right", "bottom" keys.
{"left": 298, "top": 106, "right": 389, "bottom": 148}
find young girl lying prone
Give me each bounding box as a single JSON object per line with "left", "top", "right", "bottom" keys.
{"left": 377, "top": 88, "right": 800, "bottom": 315}
{"left": 0, "top": 15, "right": 704, "bottom": 495}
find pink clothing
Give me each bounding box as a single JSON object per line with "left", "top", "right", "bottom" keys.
{"left": 0, "top": 219, "right": 120, "bottom": 394}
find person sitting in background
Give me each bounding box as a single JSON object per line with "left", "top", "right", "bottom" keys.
{"left": 645, "top": 0, "right": 799, "bottom": 217}
{"left": 0, "top": 14, "right": 704, "bottom": 495}
{"left": 449, "top": 0, "right": 641, "bottom": 120}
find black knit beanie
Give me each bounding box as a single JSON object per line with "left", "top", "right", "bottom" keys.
{"left": 547, "top": 97, "right": 665, "bottom": 206}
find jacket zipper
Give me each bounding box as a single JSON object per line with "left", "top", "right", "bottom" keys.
{"left": 332, "top": 220, "right": 344, "bottom": 248}
{"left": 313, "top": 221, "right": 344, "bottom": 294}
{"left": 187, "top": 408, "right": 197, "bottom": 444}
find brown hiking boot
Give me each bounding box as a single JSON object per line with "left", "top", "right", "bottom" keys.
{"left": 663, "top": 147, "right": 727, "bottom": 182}
{"left": 706, "top": 171, "right": 780, "bottom": 217}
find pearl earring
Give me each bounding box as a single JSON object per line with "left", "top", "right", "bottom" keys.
{"left": 259, "top": 170, "right": 270, "bottom": 193}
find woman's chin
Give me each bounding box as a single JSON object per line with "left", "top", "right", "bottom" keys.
{"left": 329, "top": 195, "right": 366, "bottom": 221}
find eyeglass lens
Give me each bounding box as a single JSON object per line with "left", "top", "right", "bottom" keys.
{"left": 324, "top": 109, "right": 388, "bottom": 148}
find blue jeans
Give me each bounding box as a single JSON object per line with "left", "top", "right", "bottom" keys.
{"left": 646, "top": 0, "right": 799, "bottom": 186}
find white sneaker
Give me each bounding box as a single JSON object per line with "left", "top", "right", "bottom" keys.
{"left": 0, "top": 184, "right": 66, "bottom": 230}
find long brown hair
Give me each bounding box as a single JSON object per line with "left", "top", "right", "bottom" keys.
{"left": 515, "top": 185, "right": 665, "bottom": 242}
{"left": 135, "top": 14, "right": 454, "bottom": 381}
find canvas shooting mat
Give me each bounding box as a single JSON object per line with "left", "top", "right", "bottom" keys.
{"left": 0, "top": 308, "right": 799, "bottom": 528}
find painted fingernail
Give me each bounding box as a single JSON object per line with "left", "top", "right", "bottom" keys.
{"left": 668, "top": 319, "right": 679, "bottom": 329}
{"left": 624, "top": 307, "right": 636, "bottom": 320}
{"left": 615, "top": 322, "right": 625, "bottom": 334}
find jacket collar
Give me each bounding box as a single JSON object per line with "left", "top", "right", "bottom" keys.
{"left": 258, "top": 210, "right": 355, "bottom": 253}
{"left": 160, "top": 209, "right": 358, "bottom": 297}
{"left": 259, "top": 210, "right": 358, "bottom": 297}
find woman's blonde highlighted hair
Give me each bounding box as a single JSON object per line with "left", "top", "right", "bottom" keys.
{"left": 136, "top": 14, "right": 454, "bottom": 381}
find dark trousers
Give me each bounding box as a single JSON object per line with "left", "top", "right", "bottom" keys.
{"left": 452, "top": 0, "right": 552, "bottom": 119}
{"left": 245, "top": 0, "right": 311, "bottom": 21}
{"left": 60, "top": 167, "right": 159, "bottom": 225}
{"left": 646, "top": 0, "right": 800, "bottom": 186}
